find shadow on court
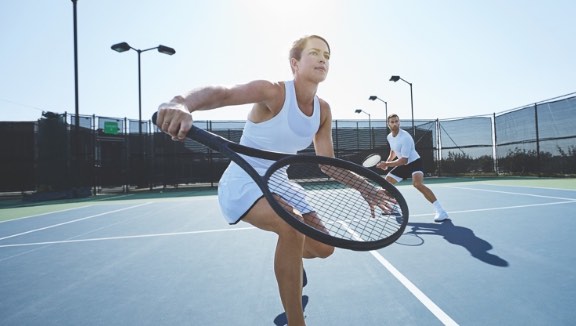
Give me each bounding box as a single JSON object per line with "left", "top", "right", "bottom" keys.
{"left": 406, "top": 220, "right": 509, "bottom": 267}
{"left": 273, "top": 295, "right": 309, "bottom": 326}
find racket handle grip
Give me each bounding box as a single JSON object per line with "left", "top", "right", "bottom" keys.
{"left": 152, "top": 111, "right": 229, "bottom": 152}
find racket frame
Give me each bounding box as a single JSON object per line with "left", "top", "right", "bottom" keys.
{"left": 264, "top": 154, "right": 408, "bottom": 251}
{"left": 362, "top": 153, "right": 382, "bottom": 167}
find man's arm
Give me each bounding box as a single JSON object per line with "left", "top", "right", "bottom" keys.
{"left": 384, "top": 156, "right": 409, "bottom": 167}
{"left": 386, "top": 150, "right": 396, "bottom": 162}
{"left": 377, "top": 146, "right": 408, "bottom": 170}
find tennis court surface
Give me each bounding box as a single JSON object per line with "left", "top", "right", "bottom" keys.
{"left": 1, "top": 178, "right": 575, "bottom": 325}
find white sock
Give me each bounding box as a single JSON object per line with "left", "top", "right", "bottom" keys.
{"left": 433, "top": 200, "right": 444, "bottom": 213}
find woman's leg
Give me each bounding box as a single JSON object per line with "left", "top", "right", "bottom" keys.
{"left": 242, "top": 197, "right": 308, "bottom": 326}
{"left": 301, "top": 211, "right": 335, "bottom": 259}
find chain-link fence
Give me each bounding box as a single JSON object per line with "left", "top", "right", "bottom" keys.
{"left": 1, "top": 93, "right": 574, "bottom": 195}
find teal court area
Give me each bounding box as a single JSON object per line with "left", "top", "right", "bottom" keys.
{"left": 1, "top": 178, "right": 575, "bottom": 325}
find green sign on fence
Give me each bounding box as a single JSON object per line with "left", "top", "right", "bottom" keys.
{"left": 103, "top": 121, "right": 119, "bottom": 135}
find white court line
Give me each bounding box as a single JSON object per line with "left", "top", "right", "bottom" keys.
{"left": 477, "top": 182, "right": 576, "bottom": 192}
{"left": 0, "top": 205, "right": 95, "bottom": 224}
{"left": 0, "top": 202, "right": 153, "bottom": 242}
{"left": 369, "top": 251, "right": 458, "bottom": 326}
{"left": 443, "top": 185, "right": 576, "bottom": 202}
{"left": 411, "top": 200, "right": 576, "bottom": 218}
{"left": 1, "top": 194, "right": 215, "bottom": 225}
{"left": 0, "top": 227, "right": 256, "bottom": 248}
{"left": 339, "top": 221, "right": 459, "bottom": 326}
{"left": 407, "top": 186, "right": 576, "bottom": 218}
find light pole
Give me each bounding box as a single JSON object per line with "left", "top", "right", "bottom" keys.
{"left": 368, "top": 95, "right": 388, "bottom": 133}
{"left": 355, "top": 109, "right": 373, "bottom": 149}
{"left": 71, "top": 0, "right": 80, "bottom": 189}
{"left": 71, "top": 0, "right": 79, "bottom": 130}
{"left": 111, "top": 42, "right": 176, "bottom": 134}
{"left": 389, "top": 75, "right": 415, "bottom": 137}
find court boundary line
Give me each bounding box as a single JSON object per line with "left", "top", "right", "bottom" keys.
{"left": 0, "top": 227, "right": 256, "bottom": 248}
{"left": 0, "top": 195, "right": 217, "bottom": 225}
{"left": 0, "top": 205, "right": 95, "bottom": 224}
{"left": 444, "top": 185, "right": 576, "bottom": 201}
{"left": 370, "top": 250, "right": 459, "bottom": 326}
{"left": 477, "top": 182, "right": 576, "bottom": 192}
{"left": 0, "top": 202, "right": 153, "bottom": 242}
{"left": 339, "top": 221, "right": 458, "bottom": 326}
{"left": 410, "top": 200, "right": 574, "bottom": 218}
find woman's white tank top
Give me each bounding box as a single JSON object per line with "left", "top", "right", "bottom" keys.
{"left": 239, "top": 80, "right": 321, "bottom": 172}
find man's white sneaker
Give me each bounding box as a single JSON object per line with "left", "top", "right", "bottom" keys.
{"left": 434, "top": 211, "right": 450, "bottom": 222}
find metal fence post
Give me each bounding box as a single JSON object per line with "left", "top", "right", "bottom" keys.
{"left": 534, "top": 103, "right": 540, "bottom": 176}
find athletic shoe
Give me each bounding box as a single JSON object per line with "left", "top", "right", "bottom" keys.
{"left": 434, "top": 211, "right": 450, "bottom": 222}
{"left": 302, "top": 268, "right": 307, "bottom": 288}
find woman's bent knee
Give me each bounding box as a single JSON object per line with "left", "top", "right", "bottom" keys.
{"left": 278, "top": 223, "right": 306, "bottom": 241}
{"left": 317, "top": 244, "right": 335, "bottom": 258}
{"left": 304, "top": 238, "right": 334, "bottom": 259}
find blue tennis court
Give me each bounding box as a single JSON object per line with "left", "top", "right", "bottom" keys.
{"left": 1, "top": 179, "right": 575, "bottom": 325}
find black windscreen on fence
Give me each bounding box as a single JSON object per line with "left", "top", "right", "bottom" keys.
{"left": 440, "top": 116, "right": 494, "bottom": 174}
{"left": 1, "top": 94, "right": 574, "bottom": 194}
{"left": 0, "top": 122, "right": 36, "bottom": 192}
{"left": 496, "top": 97, "right": 576, "bottom": 175}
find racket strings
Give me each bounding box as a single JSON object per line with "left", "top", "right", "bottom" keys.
{"left": 267, "top": 162, "right": 406, "bottom": 243}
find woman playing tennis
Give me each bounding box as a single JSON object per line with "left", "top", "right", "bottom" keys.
{"left": 156, "top": 35, "right": 337, "bottom": 326}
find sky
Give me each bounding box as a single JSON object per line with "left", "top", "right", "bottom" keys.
{"left": 1, "top": 0, "right": 574, "bottom": 124}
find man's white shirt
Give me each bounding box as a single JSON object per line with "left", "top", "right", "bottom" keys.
{"left": 387, "top": 129, "right": 420, "bottom": 164}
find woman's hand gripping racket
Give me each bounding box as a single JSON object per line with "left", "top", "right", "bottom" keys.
{"left": 153, "top": 112, "right": 408, "bottom": 251}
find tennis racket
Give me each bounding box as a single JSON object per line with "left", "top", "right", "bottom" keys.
{"left": 153, "top": 113, "right": 408, "bottom": 251}
{"left": 362, "top": 153, "right": 382, "bottom": 167}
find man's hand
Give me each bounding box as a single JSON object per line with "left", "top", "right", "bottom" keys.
{"left": 376, "top": 161, "right": 389, "bottom": 170}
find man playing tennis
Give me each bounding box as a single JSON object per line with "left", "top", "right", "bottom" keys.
{"left": 376, "top": 114, "right": 450, "bottom": 222}
{"left": 157, "top": 35, "right": 336, "bottom": 326}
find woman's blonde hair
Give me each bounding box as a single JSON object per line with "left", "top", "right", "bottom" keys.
{"left": 289, "top": 35, "right": 330, "bottom": 73}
